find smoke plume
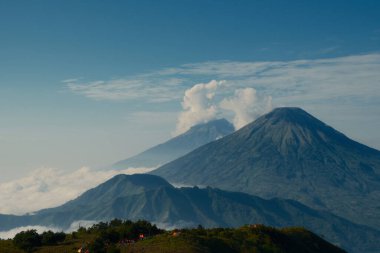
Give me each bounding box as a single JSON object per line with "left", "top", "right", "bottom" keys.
{"left": 174, "top": 81, "right": 272, "bottom": 134}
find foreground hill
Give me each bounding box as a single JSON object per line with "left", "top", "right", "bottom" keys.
{"left": 113, "top": 119, "right": 234, "bottom": 169}
{"left": 0, "top": 174, "right": 379, "bottom": 252}
{"left": 0, "top": 220, "right": 346, "bottom": 253}
{"left": 151, "top": 107, "right": 380, "bottom": 228}
{"left": 126, "top": 225, "right": 346, "bottom": 253}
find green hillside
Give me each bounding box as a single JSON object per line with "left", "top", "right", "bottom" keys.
{"left": 0, "top": 219, "right": 346, "bottom": 253}
{"left": 122, "top": 226, "right": 346, "bottom": 253}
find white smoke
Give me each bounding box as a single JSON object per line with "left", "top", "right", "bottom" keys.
{"left": 174, "top": 80, "right": 224, "bottom": 135}
{"left": 0, "top": 166, "right": 154, "bottom": 215}
{"left": 220, "top": 88, "right": 272, "bottom": 129}
{"left": 174, "top": 81, "right": 272, "bottom": 134}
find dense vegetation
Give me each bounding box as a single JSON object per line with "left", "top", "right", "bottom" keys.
{"left": 12, "top": 230, "right": 66, "bottom": 252}
{"left": 0, "top": 219, "right": 346, "bottom": 253}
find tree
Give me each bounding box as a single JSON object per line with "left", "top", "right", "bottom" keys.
{"left": 41, "top": 230, "right": 66, "bottom": 245}
{"left": 13, "top": 230, "right": 41, "bottom": 252}
{"left": 88, "top": 237, "right": 106, "bottom": 253}
{"left": 100, "top": 229, "right": 120, "bottom": 244}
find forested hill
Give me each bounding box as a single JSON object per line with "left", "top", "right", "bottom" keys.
{"left": 0, "top": 219, "right": 346, "bottom": 253}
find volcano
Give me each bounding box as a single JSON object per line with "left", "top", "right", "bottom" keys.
{"left": 113, "top": 118, "right": 234, "bottom": 169}
{"left": 151, "top": 107, "right": 380, "bottom": 228}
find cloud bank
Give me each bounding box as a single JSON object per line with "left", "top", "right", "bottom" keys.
{"left": 0, "top": 167, "right": 154, "bottom": 215}
{"left": 65, "top": 77, "right": 185, "bottom": 102}
{"left": 65, "top": 53, "right": 380, "bottom": 106}
{"left": 0, "top": 225, "right": 61, "bottom": 239}
{"left": 65, "top": 53, "right": 380, "bottom": 143}
{"left": 0, "top": 220, "right": 99, "bottom": 239}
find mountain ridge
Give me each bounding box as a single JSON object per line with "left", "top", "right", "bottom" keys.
{"left": 0, "top": 174, "right": 379, "bottom": 252}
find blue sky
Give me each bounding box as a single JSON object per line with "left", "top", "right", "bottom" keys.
{"left": 1, "top": 0, "right": 380, "bottom": 181}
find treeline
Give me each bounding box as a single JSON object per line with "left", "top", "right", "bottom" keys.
{"left": 13, "top": 230, "right": 66, "bottom": 252}
{"left": 4, "top": 220, "right": 346, "bottom": 253}
{"left": 80, "top": 219, "right": 164, "bottom": 253}
{"left": 10, "top": 219, "right": 163, "bottom": 253}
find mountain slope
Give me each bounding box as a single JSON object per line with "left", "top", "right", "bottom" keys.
{"left": 0, "top": 174, "right": 379, "bottom": 252}
{"left": 113, "top": 119, "right": 234, "bottom": 169}
{"left": 151, "top": 107, "right": 380, "bottom": 228}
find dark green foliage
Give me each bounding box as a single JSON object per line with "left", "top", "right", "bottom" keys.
{"left": 82, "top": 221, "right": 345, "bottom": 253}
{"left": 13, "top": 229, "right": 41, "bottom": 252}
{"left": 87, "top": 219, "right": 163, "bottom": 241}
{"left": 40, "top": 230, "right": 66, "bottom": 245}
{"left": 1, "top": 220, "right": 346, "bottom": 253}
{"left": 100, "top": 229, "right": 120, "bottom": 244}
{"left": 120, "top": 224, "right": 345, "bottom": 253}
{"left": 13, "top": 229, "right": 66, "bottom": 252}
{"left": 87, "top": 219, "right": 164, "bottom": 252}
{"left": 88, "top": 237, "right": 106, "bottom": 253}
{"left": 106, "top": 245, "right": 121, "bottom": 253}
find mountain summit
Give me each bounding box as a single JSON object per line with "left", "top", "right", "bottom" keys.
{"left": 151, "top": 107, "right": 380, "bottom": 228}
{"left": 113, "top": 118, "right": 234, "bottom": 169}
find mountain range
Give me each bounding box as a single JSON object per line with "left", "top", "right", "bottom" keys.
{"left": 151, "top": 107, "right": 380, "bottom": 229}
{"left": 2, "top": 107, "right": 380, "bottom": 253}
{"left": 0, "top": 174, "right": 379, "bottom": 253}
{"left": 112, "top": 119, "right": 234, "bottom": 169}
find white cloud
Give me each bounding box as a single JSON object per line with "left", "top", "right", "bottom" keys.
{"left": 65, "top": 53, "right": 380, "bottom": 106}
{"left": 174, "top": 80, "right": 223, "bottom": 135}
{"left": 61, "top": 78, "right": 80, "bottom": 83}
{"left": 220, "top": 88, "right": 272, "bottom": 129}
{"left": 121, "top": 167, "right": 156, "bottom": 174}
{"left": 0, "top": 225, "right": 61, "bottom": 239}
{"left": 64, "top": 53, "right": 380, "bottom": 148}
{"left": 177, "top": 54, "right": 380, "bottom": 104}
{"left": 152, "top": 220, "right": 197, "bottom": 230}
{"left": 66, "top": 77, "right": 184, "bottom": 102}
{"left": 0, "top": 167, "right": 154, "bottom": 215}
{"left": 173, "top": 81, "right": 272, "bottom": 134}
{"left": 65, "top": 220, "right": 98, "bottom": 232}
{"left": 64, "top": 53, "right": 380, "bottom": 110}
{"left": 0, "top": 220, "right": 99, "bottom": 239}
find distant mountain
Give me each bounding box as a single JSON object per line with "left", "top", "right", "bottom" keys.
{"left": 0, "top": 174, "right": 379, "bottom": 252}
{"left": 151, "top": 107, "right": 380, "bottom": 229}
{"left": 112, "top": 119, "right": 234, "bottom": 169}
